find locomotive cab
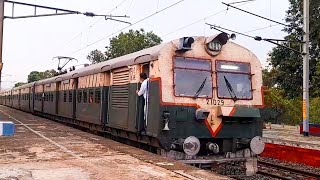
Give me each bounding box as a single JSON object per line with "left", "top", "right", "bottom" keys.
{"left": 153, "top": 33, "right": 265, "bottom": 175}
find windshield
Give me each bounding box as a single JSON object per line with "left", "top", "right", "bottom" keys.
{"left": 174, "top": 57, "right": 212, "bottom": 98}
{"left": 216, "top": 61, "right": 252, "bottom": 99}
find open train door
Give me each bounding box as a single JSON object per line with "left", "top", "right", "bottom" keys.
{"left": 136, "top": 63, "right": 150, "bottom": 133}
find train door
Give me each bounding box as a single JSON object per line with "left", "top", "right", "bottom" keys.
{"left": 72, "top": 78, "right": 78, "bottom": 120}
{"left": 136, "top": 63, "right": 150, "bottom": 133}
{"left": 28, "top": 87, "right": 31, "bottom": 112}
{"left": 41, "top": 85, "right": 44, "bottom": 112}
{"left": 18, "top": 89, "right": 21, "bottom": 109}
{"left": 31, "top": 86, "right": 35, "bottom": 113}
{"left": 56, "top": 82, "right": 60, "bottom": 115}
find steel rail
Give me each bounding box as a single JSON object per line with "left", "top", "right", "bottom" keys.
{"left": 258, "top": 160, "right": 320, "bottom": 179}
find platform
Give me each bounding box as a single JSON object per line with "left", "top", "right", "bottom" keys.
{"left": 0, "top": 106, "right": 228, "bottom": 180}
{"left": 262, "top": 124, "right": 320, "bottom": 167}
{"left": 263, "top": 124, "right": 320, "bottom": 150}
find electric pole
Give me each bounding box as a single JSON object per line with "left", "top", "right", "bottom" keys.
{"left": 0, "top": 0, "right": 4, "bottom": 91}
{"left": 302, "top": 0, "right": 310, "bottom": 136}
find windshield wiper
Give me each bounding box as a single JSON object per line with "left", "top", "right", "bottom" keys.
{"left": 194, "top": 77, "right": 207, "bottom": 98}
{"left": 223, "top": 76, "right": 238, "bottom": 101}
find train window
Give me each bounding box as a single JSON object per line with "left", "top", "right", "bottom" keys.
{"left": 175, "top": 57, "right": 211, "bottom": 70}
{"left": 89, "top": 89, "right": 94, "bottom": 103}
{"left": 77, "top": 90, "right": 82, "bottom": 103}
{"left": 63, "top": 91, "right": 67, "bottom": 102}
{"left": 83, "top": 90, "right": 88, "bottom": 103}
{"left": 216, "top": 61, "right": 252, "bottom": 99}
{"left": 174, "top": 57, "right": 212, "bottom": 98}
{"left": 69, "top": 91, "right": 72, "bottom": 102}
{"left": 95, "top": 88, "right": 101, "bottom": 103}
{"left": 51, "top": 93, "right": 53, "bottom": 102}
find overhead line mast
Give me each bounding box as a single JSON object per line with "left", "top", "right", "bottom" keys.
{"left": 302, "top": 0, "right": 310, "bottom": 136}
{"left": 0, "top": 0, "right": 4, "bottom": 91}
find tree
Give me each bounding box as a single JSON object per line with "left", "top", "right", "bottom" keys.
{"left": 87, "top": 29, "right": 162, "bottom": 64}
{"left": 262, "top": 68, "right": 277, "bottom": 88}
{"left": 27, "top": 69, "right": 58, "bottom": 83}
{"left": 105, "top": 29, "right": 162, "bottom": 60}
{"left": 87, "top": 49, "right": 107, "bottom": 64}
{"left": 267, "top": 0, "right": 320, "bottom": 98}
{"left": 14, "top": 82, "right": 26, "bottom": 87}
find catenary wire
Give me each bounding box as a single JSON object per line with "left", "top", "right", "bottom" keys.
{"left": 71, "top": 0, "right": 186, "bottom": 55}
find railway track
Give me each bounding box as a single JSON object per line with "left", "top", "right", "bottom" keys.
{"left": 257, "top": 160, "right": 320, "bottom": 180}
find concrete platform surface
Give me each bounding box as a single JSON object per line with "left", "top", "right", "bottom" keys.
{"left": 263, "top": 124, "right": 320, "bottom": 150}
{"left": 0, "top": 106, "right": 228, "bottom": 180}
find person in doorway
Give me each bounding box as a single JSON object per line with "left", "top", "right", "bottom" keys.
{"left": 136, "top": 73, "right": 149, "bottom": 133}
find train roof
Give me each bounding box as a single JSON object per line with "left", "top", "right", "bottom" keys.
{"left": 35, "top": 42, "right": 167, "bottom": 86}
{"left": 6, "top": 34, "right": 259, "bottom": 92}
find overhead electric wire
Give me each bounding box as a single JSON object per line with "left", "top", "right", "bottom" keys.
{"left": 222, "top": 2, "right": 289, "bottom": 27}
{"left": 244, "top": 24, "right": 279, "bottom": 33}
{"left": 162, "top": 0, "right": 255, "bottom": 38}
{"left": 206, "top": 23, "right": 303, "bottom": 54}
{"left": 58, "top": 0, "right": 131, "bottom": 50}
{"left": 72, "top": 0, "right": 186, "bottom": 55}
{"left": 228, "top": 0, "right": 256, "bottom": 5}
{"left": 162, "top": 9, "right": 227, "bottom": 37}
{"left": 125, "top": 0, "right": 134, "bottom": 15}
{"left": 90, "top": 0, "right": 131, "bottom": 28}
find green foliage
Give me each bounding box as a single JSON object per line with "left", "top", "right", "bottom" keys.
{"left": 267, "top": 0, "right": 320, "bottom": 98}
{"left": 262, "top": 68, "right": 277, "bottom": 88}
{"left": 263, "top": 87, "right": 320, "bottom": 125}
{"left": 27, "top": 69, "right": 58, "bottom": 83}
{"left": 261, "top": 1, "right": 320, "bottom": 125}
{"left": 87, "top": 49, "right": 107, "bottom": 64}
{"left": 105, "top": 29, "right": 162, "bottom": 60}
{"left": 14, "top": 82, "right": 26, "bottom": 87}
{"left": 263, "top": 88, "right": 301, "bottom": 125}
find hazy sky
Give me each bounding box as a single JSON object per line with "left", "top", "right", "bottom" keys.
{"left": 2, "top": 0, "right": 289, "bottom": 89}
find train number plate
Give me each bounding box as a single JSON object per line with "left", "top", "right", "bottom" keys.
{"left": 207, "top": 99, "right": 224, "bottom": 105}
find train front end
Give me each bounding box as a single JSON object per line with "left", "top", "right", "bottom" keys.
{"left": 155, "top": 33, "right": 264, "bottom": 175}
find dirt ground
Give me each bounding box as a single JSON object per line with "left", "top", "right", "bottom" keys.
{"left": 0, "top": 106, "right": 228, "bottom": 180}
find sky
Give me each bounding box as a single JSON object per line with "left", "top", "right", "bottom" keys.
{"left": 2, "top": 0, "right": 290, "bottom": 89}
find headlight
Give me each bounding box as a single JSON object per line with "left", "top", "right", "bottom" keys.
{"left": 220, "top": 64, "right": 239, "bottom": 70}
{"left": 207, "top": 41, "right": 222, "bottom": 52}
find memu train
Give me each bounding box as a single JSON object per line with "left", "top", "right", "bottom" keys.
{"left": 0, "top": 32, "right": 265, "bottom": 175}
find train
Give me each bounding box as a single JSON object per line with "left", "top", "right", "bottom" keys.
{"left": 0, "top": 32, "right": 265, "bottom": 176}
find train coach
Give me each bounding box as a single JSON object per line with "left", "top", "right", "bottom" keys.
{"left": 0, "top": 32, "right": 265, "bottom": 175}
